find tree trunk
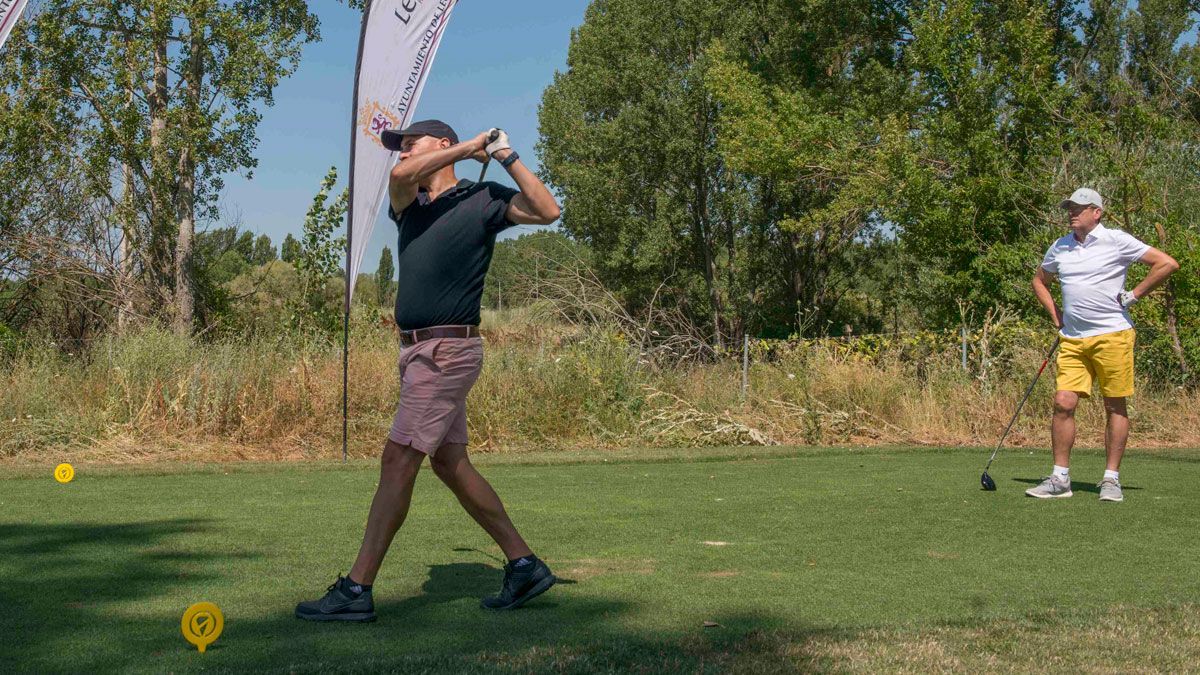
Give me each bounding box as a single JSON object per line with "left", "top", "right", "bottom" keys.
{"left": 691, "top": 100, "right": 724, "bottom": 350}
{"left": 118, "top": 33, "right": 137, "bottom": 334}
{"left": 118, "top": 162, "right": 135, "bottom": 333}
{"left": 148, "top": 4, "right": 171, "bottom": 307}
{"left": 174, "top": 159, "right": 195, "bottom": 334}
{"left": 174, "top": 10, "right": 204, "bottom": 335}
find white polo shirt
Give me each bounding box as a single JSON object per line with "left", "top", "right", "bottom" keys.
{"left": 1041, "top": 222, "right": 1150, "bottom": 338}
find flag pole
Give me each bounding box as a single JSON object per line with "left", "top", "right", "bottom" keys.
{"left": 344, "top": 0, "right": 375, "bottom": 464}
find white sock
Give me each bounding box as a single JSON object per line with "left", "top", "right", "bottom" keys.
{"left": 1104, "top": 469, "right": 1119, "bottom": 482}
{"left": 1053, "top": 465, "right": 1070, "bottom": 481}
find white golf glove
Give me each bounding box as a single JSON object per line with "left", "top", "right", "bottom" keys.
{"left": 485, "top": 128, "right": 511, "bottom": 157}
{"left": 1117, "top": 290, "right": 1139, "bottom": 309}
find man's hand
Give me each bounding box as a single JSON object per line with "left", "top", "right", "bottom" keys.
{"left": 468, "top": 131, "right": 492, "bottom": 163}
{"left": 1117, "top": 290, "right": 1139, "bottom": 309}
{"left": 486, "top": 128, "right": 511, "bottom": 158}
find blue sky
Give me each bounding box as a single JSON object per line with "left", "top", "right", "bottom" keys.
{"left": 217, "top": 1, "right": 591, "bottom": 273}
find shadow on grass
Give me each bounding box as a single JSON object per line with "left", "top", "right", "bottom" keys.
{"left": 1012, "top": 477, "right": 1141, "bottom": 495}
{"left": 0, "top": 519, "right": 241, "bottom": 670}
{"left": 0, "top": 519, "right": 814, "bottom": 673}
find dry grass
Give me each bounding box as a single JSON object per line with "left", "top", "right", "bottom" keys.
{"left": 3, "top": 308, "right": 1198, "bottom": 463}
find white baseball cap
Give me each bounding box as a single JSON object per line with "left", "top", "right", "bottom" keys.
{"left": 1059, "top": 187, "right": 1103, "bottom": 209}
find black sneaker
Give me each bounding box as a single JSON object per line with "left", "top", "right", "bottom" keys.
{"left": 295, "top": 575, "right": 376, "bottom": 622}
{"left": 481, "top": 558, "right": 556, "bottom": 610}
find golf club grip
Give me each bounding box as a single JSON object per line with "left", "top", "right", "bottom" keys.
{"left": 478, "top": 130, "right": 500, "bottom": 183}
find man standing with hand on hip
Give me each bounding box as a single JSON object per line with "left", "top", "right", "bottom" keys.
{"left": 297, "top": 120, "right": 561, "bottom": 621}
{"left": 1027, "top": 188, "right": 1179, "bottom": 502}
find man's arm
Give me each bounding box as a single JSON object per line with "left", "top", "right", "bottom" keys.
{"left": 1032, "top": 266, "right": 1063, "bottom": 329}
{"left": 388, "top": 134, "right": 489, "bottom": 214}
{"left": 489, "top": 148, "right": 561, "bottom": 226}
{"left": 1127, "top": 247, "right": 1180, "bottom": 302}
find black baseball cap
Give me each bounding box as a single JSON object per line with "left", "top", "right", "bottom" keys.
{"left": 380, "top": 119, "right": 458, "bottom": 151}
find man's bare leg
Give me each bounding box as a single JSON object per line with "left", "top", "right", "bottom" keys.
{"left": 1052, "top": 390, "right": 1080, "bottom": 468}
{"left": 348, "top": 439, "right": 426, "bottom": 585}
{"left": 429, "top": 442, "right": 532, "bottom": 560}
{"left": 1103, "top": 396, "right": 1129, "bottom": 472}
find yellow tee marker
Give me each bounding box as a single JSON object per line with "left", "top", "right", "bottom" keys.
{"left": 54, "top": 463, "right": 74, "bottom": 484}
{"left": 181, "top": 602, "right": 224, "bottom": 653}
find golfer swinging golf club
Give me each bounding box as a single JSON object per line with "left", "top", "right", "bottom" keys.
{"left": 296, "top": 120, "right": 561, "bottom": 621}
{"left": 1026, "top": 188, "right": 1179, "bottom": 501}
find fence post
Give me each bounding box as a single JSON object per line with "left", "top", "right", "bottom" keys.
{"left": 961, "top": 325, "right": 968, "bottom": 372}
{"left": 742, "top": 333, "right": 749, "bottom": 398}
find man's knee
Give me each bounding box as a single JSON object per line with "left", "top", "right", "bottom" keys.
{"left": 429, "top": 443, "right": 468, "bottom": 483}
{"left": 381, "top": 439, "right": 425, "bottom": 480}
{"left": 1053, "top": 391, "right": 1079, "bottom": 416}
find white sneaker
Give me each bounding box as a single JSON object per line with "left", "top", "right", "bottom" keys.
{"left": 1098, "top": 477, "right": 1124, "bottom": 502}
{"left": 1025, "top": 475, "right": 1073, "bottom": 498}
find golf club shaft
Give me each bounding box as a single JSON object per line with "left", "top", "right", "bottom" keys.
{"left": 983, "top": 336, "right": 1061, "bottom": 471}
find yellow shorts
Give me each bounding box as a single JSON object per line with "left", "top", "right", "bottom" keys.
{"left": 1056, "top": 328, "right": 1135, "bottom": 398}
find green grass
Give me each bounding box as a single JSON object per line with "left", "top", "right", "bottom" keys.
{"left": 3, "top": 446, "right": 1200, "bottom": 673}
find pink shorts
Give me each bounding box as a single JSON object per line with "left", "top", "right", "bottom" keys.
{"left": 388, "top": 336, "right": 483, "bottom": 456}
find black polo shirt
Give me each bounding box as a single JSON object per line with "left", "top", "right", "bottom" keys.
{"left": 388, "top": 179, "right": 519, "bottom": 330}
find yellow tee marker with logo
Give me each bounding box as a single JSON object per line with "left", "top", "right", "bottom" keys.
{"left": 54, "top": 463, "right": 74, "bottom": 483}
{"left": 181, "top": 602, "right": 224, "bottom": 653}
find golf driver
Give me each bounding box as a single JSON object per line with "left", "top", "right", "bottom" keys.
{"left": 477, "top": 129, "right": 501, "bottom": 183}
{"left": 980, "top": 336, "right": 1061, "bottom": 490}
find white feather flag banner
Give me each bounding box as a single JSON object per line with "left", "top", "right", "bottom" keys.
{"left": 0, "top": 0, "right": 31, "bottom": 52}
{"left": 346, "top": 0, "right": 459, "bottom": 302}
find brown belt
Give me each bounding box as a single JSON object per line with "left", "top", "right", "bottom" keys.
{"left": 399, "top": 325, "right": 480, "bottom": 346}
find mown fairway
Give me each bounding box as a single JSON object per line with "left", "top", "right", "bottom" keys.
{"left": 3, "top": 446, "right": 1199, "bottom": 673}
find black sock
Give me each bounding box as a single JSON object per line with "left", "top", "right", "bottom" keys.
{"left": 509, "top": 554, "right": 537, "bottom": 568}
{"left": 343, "top": 575, "right": 372, "bottom": 595}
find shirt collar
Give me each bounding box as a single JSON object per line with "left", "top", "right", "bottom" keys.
{"left": 440, "top": 179, "right": 476, "bottom": 200}
{"left": 1073, "top": 221, "right": 1106, "bottom": 244}
{"left": 420, "top": 179, "right": 475, "bottom": 204}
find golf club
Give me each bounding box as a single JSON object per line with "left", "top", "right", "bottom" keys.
{"left": 477, "top": 129, "right": 501, "bottom": 183}
{"left": 980, "top": 335, "right": 1061, "bottom": 490}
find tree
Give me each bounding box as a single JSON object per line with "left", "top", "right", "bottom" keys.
{"left": 540, "top": 0, "right": 775, "bottom": 347}
{"left": 886, "top": 0, "right": 1075, "bottom": 325}
{"left": 291, "top": 167, "right": 348, "bottom": 332}
{"left": 2, "top": 1, "right": 319, "bottom": 335}
{"left": 540, "top": 0, "right": 913, "bottom": 340}
{"left": 376, "top": 246, "right": 395, "bottom": 308}
{"left": 1052, "top": 0, "right": 1200, "bottom": 384}
{"left": 281, "top": 233, "right": 301, "bottom": 264}
{"left": 702, "top": 0, "right": 911, "bottom": 336}
{"left": 251, "top": 234, "right": 276, "bottom": 266}
{"left": 234, "top": 231, "right": 255, "bottom": 262}
{"left": 484, "top": 231, "right": 589, "bottom": 311}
